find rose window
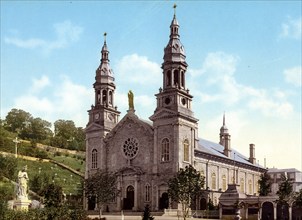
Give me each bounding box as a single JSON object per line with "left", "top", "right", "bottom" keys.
{"left": 123, "top": 137, "right": 139, "bottom": 159}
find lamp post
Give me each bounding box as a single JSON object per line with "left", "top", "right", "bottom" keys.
{"left": 13, "top": 137, "right": 20, "bottom": 158}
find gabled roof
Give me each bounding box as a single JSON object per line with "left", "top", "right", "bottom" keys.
{"left": 105, "top": 110, "right": 153, "bottom": 141}
{"left": 196, "top": 138, "right": 264, "bottom": 169}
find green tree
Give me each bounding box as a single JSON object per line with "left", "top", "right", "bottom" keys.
{"left": 277, "top": 174, "right": 293, "bottom": 202}
{"left": 294, "top": 189, "right": 302, "bottom": 207}
{"left": 276, "top": 174, "right": 293, "bottom": 220}
{"left": 167, "top": 165, "right": 205, "bottom": 220}
{"left": 42, "top": 183, "right": 64, "bottom": 208}
{"left": 4, "top": 108, "right": 32, "bottom": 133}
{"left": 52, "top": 120, "right": 84, "bottom": 150}
{"left": 142, "top": 204, "right": 154, "bottom": 220}
{"left": 258, "top": 171, "right": 272, "bottom": 196}
{"left": 0, "top": 155, "right": 17, "bottom": 180}
{"left": 84, "top": 170, "right": 118, "bottom": 217}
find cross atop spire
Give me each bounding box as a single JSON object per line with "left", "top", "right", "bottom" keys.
{"left": 104, "top": 32, "right": 107, "bottom": 44}
{"left": 173, "top": 3, "right": 177, "bottom": 16}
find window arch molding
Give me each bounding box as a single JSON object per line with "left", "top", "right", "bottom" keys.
{"left": 183, "top": 139, "right": 189, "bottom": 162}
{"left": 161, "top": 138, "right": 170, "bottom": 162}
{"left": 91, "top": 149, "right": 98, "bottom": 169}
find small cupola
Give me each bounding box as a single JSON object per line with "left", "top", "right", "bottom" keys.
{"left": 219, "top": 113, "right": 231, "bottom": 157}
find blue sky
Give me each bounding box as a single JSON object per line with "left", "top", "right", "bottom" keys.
{"left": 1, "top": 1, "right": 301, "bottom": 170}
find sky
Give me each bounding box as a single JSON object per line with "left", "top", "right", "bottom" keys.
{"left": 1, "top": 1, "right": 301, "bottom": 170}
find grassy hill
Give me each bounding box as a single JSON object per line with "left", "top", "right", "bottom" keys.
{"left": 0, "top": 136, "right": 85, "bottom": 196}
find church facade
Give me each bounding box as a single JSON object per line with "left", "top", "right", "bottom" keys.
{"left": 85, "top": 11, "right": 266, "bottom": 212}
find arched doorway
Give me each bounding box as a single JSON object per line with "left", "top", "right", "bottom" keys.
{"left": 88, "top": 195, "right": 96, "bottom": 210}
{"left": 262, "top": 202, "right": 274, "bottom": 220}
{"left": 292, "top": 202, "right": 302, "bottom": 220}
{"left": 159, "top": 192, "right": 169, "bottom": 210}
{"left": 277, "top": 202, "right": 289, "bottom": 220}
{"left": 200, "top": 198, "right": 207, "bottom": 210}
{"left": 123, "top": 185, "right": 134, "bottom": 210}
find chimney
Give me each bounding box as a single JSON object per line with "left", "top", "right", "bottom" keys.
{"left": 249, "top": 144, "right": 256, "bottom": 164}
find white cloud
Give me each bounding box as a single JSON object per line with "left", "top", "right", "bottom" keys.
{"left": 4, "top": 38, "right": 46, "bottom": 49}
{"left": 188, "top": 51, "right": 294, "bottom": 118}
{"left": 115, "top": 54, "right": 161, "bottom": 86}
{"left": 5, "top": 20, "right": 83, "bottom": 53}
{"left": 280, "top": 17, "right": 302, "bottom": 40}
{"left": 12, "top": 75, "right": 93, "bottom": 128}
{"left": 284, "top": 66, "right": 301, "bottom": 87}
{"left": 30, "top": 75, "right": 50, "bottom": 93}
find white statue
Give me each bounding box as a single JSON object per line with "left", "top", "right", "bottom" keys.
{"left": 18, "top": 165, "right": 29, "bottom": 199}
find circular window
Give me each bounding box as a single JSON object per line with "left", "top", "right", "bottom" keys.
{"left": 123, "top": 137, "right": 139, "bottom": 159}
{"left": 181, "top": 98, "right": 186, "bottom": 105}
{"left": 165, "top": 97, "right": 171, "bottom": 105}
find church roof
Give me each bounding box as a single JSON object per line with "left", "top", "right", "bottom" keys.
{"left": 197, "top": 138, "right": 264, "bottom": 169}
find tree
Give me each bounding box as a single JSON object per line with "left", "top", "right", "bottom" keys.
{"left": 277, "top": 174, "right": 293, "bottom": 220}
{"left": 84, "top": 170, "right": 118, "bottom": 217}
{"left": 52, "top": 120, "right": 85, "bottom": 150}
{"left": 294, "top": 189, "right": 302, "bottom": 207}
{"left": 41, "top": 183, "right": 64, "bottom": 208}
{"left": 277, "top": 174, "right": 293, "bottom": 202}
{"left": 0, "top": 155, "right": 17, "bottom": 180}
{"left": 4, "top": 108, "right": 32, "bottom": 133}
{"left": 142, "top": 204, "right": 154, "bottom": 220}
{"left": 258, "top": 171, "right": 272, "bottom": 196}
{"left": 167, "top": 165, "right": 205, "bottom": 220}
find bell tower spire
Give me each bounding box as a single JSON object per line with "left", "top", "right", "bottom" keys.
{"left": 150, "top": 6, "right": 198, "bottom": 173}
{"left": 87, "top": 33, "right": 120, "bottom": 132}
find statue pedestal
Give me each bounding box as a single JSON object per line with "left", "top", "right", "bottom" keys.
{"left": 14, "top": 198, "right": 31, "bottom": 211}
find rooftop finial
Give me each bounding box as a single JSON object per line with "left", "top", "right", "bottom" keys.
{"left": 173, "top": 3, "right": 177, "bottom": 16}
{"left": 223, "top": 112, "right": 225, "bottom": 126}
{"left": 104, "top": 32, "right": 107, "bottom": 43}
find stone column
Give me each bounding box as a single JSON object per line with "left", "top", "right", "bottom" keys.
{"left": 245, "top": 205, "right": 249, "bottom": 220}
{"left": 117, "top": 178, "right": 121, "bottom": 210}
{"left": 273, "top": 203, "right": 277, "bottom": 220}
{"left": 289, "top": 205, "right": 292, "bottom": 220}
{"left": 155, "top": 186, "right": 159, "bottom": 210}
{"left": 134, "top": 175, "right": 138, "bottom": 211}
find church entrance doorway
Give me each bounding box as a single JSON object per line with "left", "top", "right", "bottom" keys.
{"left": 88, "top": 196, "right": 96, "bottom": 210}
{"left": 159, "top": 192, "right": 169, "bottom": 210}
{"left": 123, "top": 185, "right": 134, "bottom": 210}
{"left": 200, "top": 198, "right": 207, "bottom": 210}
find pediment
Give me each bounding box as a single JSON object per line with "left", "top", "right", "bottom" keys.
{"left": 116, "top": 165, "right": 144, "bottom": 176}
{"left": 149, "top": 108, "right": 177, "bottom": 121}
{"left": 85, "top": 122, "right": 103, "bottom": 133}
{"left": 105, "top": 111, "right": 153, "bottom": 142}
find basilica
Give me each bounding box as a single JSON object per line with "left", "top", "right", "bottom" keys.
{"left": 84, "top": 10, "right": 266, "bottom": 212}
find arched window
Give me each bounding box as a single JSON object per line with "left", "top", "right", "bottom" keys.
{"left": 222, "top": 175, "right": 227, "bottom": 191}
{"left": 102, "top": 90, "right": 107, "bottom": 105}
{"left": 167, "top": 70, "right": 171, "bottom": 86}
{"left": 174, "top": 70, "right": 179, "bottom": 86}
{"left": 97, "top": 90, "right": 101, "bottom": 104}
{"left": 240, "top": 178, "right": 244, "bottom": 193}
{"left": 181, "top": 71, "right": 185, "bottom": 87}
{"left": 161, "top": 138, "right": 170, "bottom": 162}
{"left": 92, "top": 149, "right": 98, "bottom": 169}
{"left": 109, "top": 91, "right": 113, "bottom": 105}
{"left": 145, "top": 184, "right": 151, "bottom": 202}
{"left": 211, "top": 173, "right": 216, "bottom": 190}
{"left": 183, "top": 139, "right": 189, "bottom": 162}
{"left": 248, "top": 179, "right": 252, "bottom": 195}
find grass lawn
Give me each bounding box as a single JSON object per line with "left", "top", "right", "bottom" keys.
{"left": 49, "top": 154, "right": 85, "bottom": 173}
{"left": 16, "top": 159, "right": 83, "bottom": 195}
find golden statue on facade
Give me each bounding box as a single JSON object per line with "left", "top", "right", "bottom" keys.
{"left": 128, "top": 90, "right": 134, "bottom": 110}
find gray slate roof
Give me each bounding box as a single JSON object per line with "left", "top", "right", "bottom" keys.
{"left": 197, "top": 138, "right": 264, "bottom": 169}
